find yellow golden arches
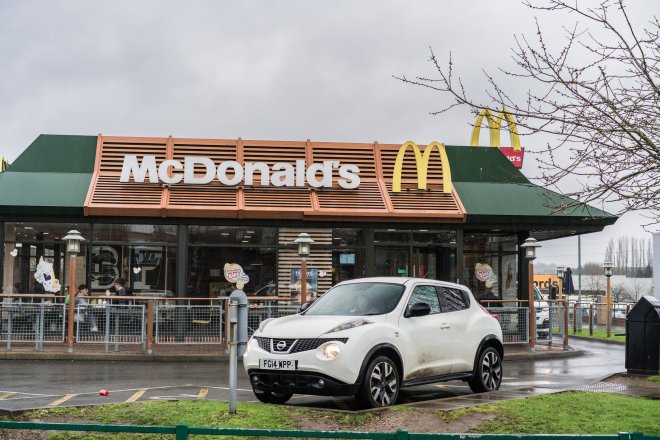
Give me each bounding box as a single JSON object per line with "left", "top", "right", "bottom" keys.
{"left": 392, "top": 141, "right": 453, "bottom": 194}
{"left": 469, "top": 108, "right": 522, "bottom": 151}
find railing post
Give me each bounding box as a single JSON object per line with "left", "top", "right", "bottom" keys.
{"left": 589, "top": 303, "right": 594, "bottom": 336}
{"left": 396, "top": 429, "right": 409, "bottom": 440}
{"left": 36, "top": 301, "right": 45, "bottom": 352}
{"left": 146, "top": 300, "right": 154, "bottom": 355}
{"left": 573, "top": 303, "right": 578, "bottom": 334}
{"left": 563, "top": 299, "right": 569, "bottom": 349}
{"left": 175, "top": 424, "right": 189, "bottom": 440}
{"left": 7, "top": 305, "right": 12, "bottom": 351}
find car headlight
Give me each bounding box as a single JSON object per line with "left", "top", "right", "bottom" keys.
{"left": 326, "top": 319, "right": 372, "bottom": 334}
{"left": 321, "top": 342, "right": 341, "bottom": 360}
{"left": 258, "top": 318, "right": 274, "bottom": 333}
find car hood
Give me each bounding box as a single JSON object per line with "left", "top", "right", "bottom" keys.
{"left": 258, "top": 313, "right": 386, "bottom": 339}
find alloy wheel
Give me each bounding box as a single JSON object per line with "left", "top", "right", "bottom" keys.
{"left": 481, "top": 350, "right": 502, "bottom": 390}
{"left": 369, "top": 361, "right": 398, "bottom": 406}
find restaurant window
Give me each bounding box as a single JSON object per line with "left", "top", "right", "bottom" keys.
{"left": 188, "top": 226, "right": 276, "bottom": 246}
{"left": 187, "top": 247, "right": 276, "bottom": 297}
{"left": 92, "top": 224, "right": 176, "bottom": 243}
{"left": 463, "top": 233, "right": 518, "bottom": 302}
{"left": 3, "top": 222, "right": 90, "bottom": 296}
{"left": 89, "top": 245, "right": 176, "bottom": 296}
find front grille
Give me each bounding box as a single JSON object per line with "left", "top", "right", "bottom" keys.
{"left": 255, "top": 337, "right": 348, "bottom": 354}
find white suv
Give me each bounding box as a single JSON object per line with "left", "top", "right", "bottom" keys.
{"left": 243, "top": 277, "right": 503, "bottom": 408}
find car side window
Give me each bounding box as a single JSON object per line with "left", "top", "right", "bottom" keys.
{"left": 407, "top": 285, "right": 442, "bottom": 314}
{"left": 437, "top": 287, "right": 469, "bottom": 312}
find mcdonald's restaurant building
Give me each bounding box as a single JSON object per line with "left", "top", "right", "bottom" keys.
{"left": 0, "top": 134, "right": 616, "bottom": 303}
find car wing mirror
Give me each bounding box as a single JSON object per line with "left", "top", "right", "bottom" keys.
{"left": 405, "top": 302, "right": 431, "bottom": 318}
{"left": 299, "top": 301, "right": 313, "bottom": 313}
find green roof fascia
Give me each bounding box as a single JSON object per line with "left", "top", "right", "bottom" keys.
{"left": 454, "top": 181, "right": 616, "bottom": 223}
{"left": 8, "top": 134, "right": 97, "bottom": 173}
{"left": 0, "top": 172, "right": 91, "bottom": 214}
{"left": 445, "top": 145, "right": 530, "bottom": 184}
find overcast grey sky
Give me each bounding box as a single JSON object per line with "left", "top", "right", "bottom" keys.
{"left": 0, "top": 0, "right": 657, "bottom": 267}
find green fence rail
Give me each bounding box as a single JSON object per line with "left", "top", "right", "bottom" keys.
{"left": 0, "top": 422, "right": 658, "bottom": 440}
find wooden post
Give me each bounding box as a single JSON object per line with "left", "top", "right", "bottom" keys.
{"left": 67, "top": 254, "right": 76, "bottom": 352}
{"left": 573, "top": 303, "right": 578, "bottom": 334}
{"left": 606, "top": 276, "right": 612, "bottom": 338}
{"left": 146, "top": 300, "right": 154, "bottom": 354}
{"left": 528, "top": 262, "right": 535, "bottom": 350}
{"left": 563, "top": 299, "right": 569, "bottom": 349}
{"left": 589, "top": 303, "right": 593, "bottom": 335}
{"left": 301, "top": 259, "right": 308, "bottom": 305}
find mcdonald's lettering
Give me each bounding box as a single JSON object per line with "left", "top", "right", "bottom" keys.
{"left": 470, "top": 108, "right": 525, "bottom": 169}
{"left": 392, "top": 141, "right": 453, "bottom": 194}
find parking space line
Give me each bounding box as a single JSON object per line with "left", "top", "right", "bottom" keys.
{"left": 0, "top": 392, "right": 17, "bottom": 400}
{"left": 125, "top": 388, "right": 147, "bottom": 403}
{"left": 48, "top": 394, "right": 77, "bottom": 407}
{"left": 197, "top": 387, "right": 208, "bottom": 400}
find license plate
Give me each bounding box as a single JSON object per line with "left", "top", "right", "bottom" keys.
{"left": 259, "top": 359, "right": 297, "bottom": 370}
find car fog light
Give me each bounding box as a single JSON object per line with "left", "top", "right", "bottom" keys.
{"left": 322, "top": 343, "right": 341, "bottom": 359}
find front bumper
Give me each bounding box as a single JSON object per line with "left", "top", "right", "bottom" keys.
{"left": 248, "top": 370, "right": 360, "bottom": 397}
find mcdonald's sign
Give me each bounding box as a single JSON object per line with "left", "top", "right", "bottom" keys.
{"left": 392, "top": 141, "right": 452, "bottom": 194}
{"left": 0, "top": 156, "right": 8, "bottom": 173}
{"left": 470, "top": 108, "right": 525, "bottom": 169}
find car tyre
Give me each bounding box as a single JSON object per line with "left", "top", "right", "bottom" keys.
{"left": 468, "top": 346, "right": 502, "bottom": 393}
{"left": 357, "top": 355, "right": 400, "bottom": 408}
{"left": 254, "top": 390, "right": 293, "bottom": 404}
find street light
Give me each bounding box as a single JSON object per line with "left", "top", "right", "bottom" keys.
{"left": 521, "top": 237, "right": 541, "bottom": 350}
{"left": 62, "top": 229, "right": 85, "bottom": 352}
{"left": 293, "top": 233, "right": 315, "bottom": 304}
{"left": 603, "top": 260, "right": 614, "bottom": 337}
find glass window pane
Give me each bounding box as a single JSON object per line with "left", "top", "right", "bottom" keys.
{"left": 332, "top": 228, "right": 363, "bottom": 247}
{"left": 93, "top": 224, "right": 176, "bottom": 243}
{"left": 412, "top": 230, "right": 457, "bottom": 245}
{"left": 437, "top": 286, "right": 469, "bottom": 312}
{"left": 374, "top": 229, "right": 410, "bottom": 243}
{"left": 188, "top": 247, "right": 276, "bottom": 297}
{"left": 5, "top": 222, "right": 90, "bottom": 242}
{"left": 375, "top": 247, "right": 410, "bottom": 277}
{"left": 408, "top": 285, "right": 441, "bottom": 314}
{"left": 188, "top": 226, "right": 276, "bottom": 245}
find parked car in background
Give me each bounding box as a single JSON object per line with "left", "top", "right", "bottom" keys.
{"left": 534, "top": 286, "right": 550, "bottom": 339}
{"left": 244, "top": 277, "right": 503, "bottom": 408}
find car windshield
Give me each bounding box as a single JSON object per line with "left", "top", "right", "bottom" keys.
{"left": 305, "top": 282, "right": 405, "bottom": 316}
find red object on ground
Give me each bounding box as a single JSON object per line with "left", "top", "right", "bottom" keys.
{"left": 99, "top": 389, "right": 110, "bottom": 396}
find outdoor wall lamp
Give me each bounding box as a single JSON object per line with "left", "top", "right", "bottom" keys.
{"left": 556, "top": 265, "right": 565, "bottom": 279}
{"left": 603, "top": 261, "right": 614, "bottom": 278}
{"left": 62, "top": 229, "right": 85, "bottom": 255}
{"left": 520, "top": 237, "right": 541, "bottom": 260}
{"left": 294, "top": 233, "right": 315, "bottom": 258}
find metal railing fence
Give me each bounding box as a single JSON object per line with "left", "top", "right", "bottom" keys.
{"left": 156, "top": 303, "right": 224, "bottom": 344}
{"left": 0, "top": 421, "right": 656, "bottom": 440}
{"left": 0, "top": 301, "right": 65, "bottom": 350}
{"left": 485, "top": 306, "right": 529, "bottom": 344}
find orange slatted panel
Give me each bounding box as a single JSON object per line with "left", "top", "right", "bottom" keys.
{"left": 243, "top": 187, "right": 312, "bottom": 209}
{"left": 316, "top": 181, "right": 385, "bottom": 211}
{"left": 168, "top": 184, "right": 237, "bottom": 207}
{"left": 311, "top": 142, "right": 377, "bottom": 179}
{"left": 84, "top": 135, "right": 466, "bottom": 222}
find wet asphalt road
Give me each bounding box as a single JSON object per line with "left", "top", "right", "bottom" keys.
{"left": 0, "top": 339, "right": 625, "bottom": 413}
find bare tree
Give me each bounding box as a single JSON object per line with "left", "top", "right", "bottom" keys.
{"left": 396, "top": 0, "right": 659, "bottom": 226}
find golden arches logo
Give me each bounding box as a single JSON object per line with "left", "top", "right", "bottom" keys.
{"left": 470, "top": 108, "right": 522, "bottom": 151}
{"left": 0, "top": 156, "right": 7, "bottom": 173}
{"left": 392, "top": 141, "right": 452, "bottom": 194}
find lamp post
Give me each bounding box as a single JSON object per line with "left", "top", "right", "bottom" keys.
{"left": 63, "top": 229, "right": 85, "bottom": 353}
{"left": 293, "top": 233, "right": 315, "bottom": 305}
{"left": 556, "top": 265, "right": 565, "bottom": 300}
{"left": 603, "top": 261, "right": 614, "bottom": 338}
{"left": 521, "top": 237, "right": 541, "bottom": 350}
